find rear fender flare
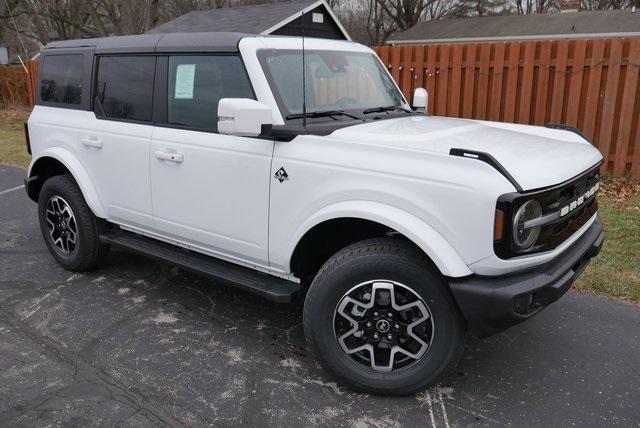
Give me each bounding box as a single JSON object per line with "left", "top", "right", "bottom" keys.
{"left": 28, "top": 148, "right": 107, "bottom": 218}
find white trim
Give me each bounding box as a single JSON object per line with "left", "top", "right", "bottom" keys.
{"left": 386, "top": 31, "right": 640, "bottom": 45}
{"left": 260, "top": 0, "right": 352, "bottom": 41}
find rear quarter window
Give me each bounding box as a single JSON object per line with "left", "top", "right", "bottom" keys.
{"left": 40, "top": 54, "right": 84, "bottom": 105}
{"left": 94, "top": 56, "right": 156, "bottom": 122}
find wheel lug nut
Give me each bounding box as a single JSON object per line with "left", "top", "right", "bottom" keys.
{"left": 395, "top": 323, "right": 400, "bottom": 329}
{"left": 366, "top": 321, "right": 372, "bottom": 328}
{"left": 373, "top": 333, "right": 379, "bottom": 340}
{"left": 387, "top": 334, "right": 392, "bottom": 341}
{"left": 373, "top": 311, "right": 379, "bottom": 317}
{"left": 387, "top": 312, "right": 393, "bottom": 318}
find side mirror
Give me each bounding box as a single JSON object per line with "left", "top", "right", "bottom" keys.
{"left": 218, "top": 98, "right": 273, "bottom": 137}
{"left": 412, "top": 88, "right": 428, "bottom": 112}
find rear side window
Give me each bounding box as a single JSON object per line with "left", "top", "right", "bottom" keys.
{"left": 40, "top": 54, "right": 84, "bottom": 105}
{"left": 94, "top": 56, "right": 155, "bottom": 122}
{"left": 167, "top": 55, "right": 254, "bottom": 130}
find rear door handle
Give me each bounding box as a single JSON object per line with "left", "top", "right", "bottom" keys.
{"left": 80, "top": 137, "right": 102, "bottom": 148}
{"left": 154, "top": 150, "right": 184, "bottom": 163}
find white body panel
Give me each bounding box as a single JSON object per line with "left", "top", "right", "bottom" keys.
{"left": 268, "top": 134, "right": 516, "bottom": 276}
{"left": 149, "top": 127, "right": 273, "bottom": 268}
{"left": 330, "top": 115, "right": 602, "bottom": 191}
{"left": 28, "top": 106, "right": 153, "bottom": 228}
{"left": 28, "top": 35, "right": 605, "bottom": 282}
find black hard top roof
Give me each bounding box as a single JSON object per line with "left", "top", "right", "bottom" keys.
{"left": 44, "top": 32, "right": 250, "bottom": 54}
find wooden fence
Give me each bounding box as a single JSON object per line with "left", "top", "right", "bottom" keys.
{"left": 374, "top": 38, "right": 640, "bottom": 177}
{"left": 0, "top": 60, "right": 38, "bottom": 107}
{"left": 0, "top": 65, "right": 29, "bottom": 106}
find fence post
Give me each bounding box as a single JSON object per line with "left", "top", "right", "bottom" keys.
{"left": 26, "top": 59, "right": 39, "bottom": 107}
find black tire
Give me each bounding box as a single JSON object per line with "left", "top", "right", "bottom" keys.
{"left": 38, "top": 174, "right": 110, "bottom": 271}
{"left": 303, "top": 238, "right": 464, "bottom": 396}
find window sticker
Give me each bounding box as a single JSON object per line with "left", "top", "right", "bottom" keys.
{"left": 174, "top": 64, "right": 196, "bottom": 99}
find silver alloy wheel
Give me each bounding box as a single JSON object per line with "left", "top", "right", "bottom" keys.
{"left": 333, "top": 280, "right": 434, "bottom": 372}
{"left": 45, "top": 195, "right": 78, "bottom": 255}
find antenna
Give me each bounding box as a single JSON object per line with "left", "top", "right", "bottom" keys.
{"left": 301, "top": 10, "right": 307, "bottom": 128}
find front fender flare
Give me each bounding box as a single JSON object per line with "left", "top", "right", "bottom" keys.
{"left": 28, "top": 148, "right": 107, "bottom": 218}
{"left": 286, "top": 200, "right": 472, "bottom": 278}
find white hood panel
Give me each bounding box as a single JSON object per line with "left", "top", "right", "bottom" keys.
{"left": 329, "top": 116, "right": 603, "bottom": 191}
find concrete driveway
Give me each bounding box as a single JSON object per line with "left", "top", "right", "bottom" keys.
{"left": 0, "top": 164, "right": 638, "bottom": 427}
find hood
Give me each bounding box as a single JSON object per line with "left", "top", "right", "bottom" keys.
{"left": 329, "top": 115, "right": 603, "bottom": 191}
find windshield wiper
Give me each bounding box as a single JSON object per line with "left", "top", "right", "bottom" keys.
{"left": 286, "top": 110, "right": 362, "bottom": 120}
{"left": 362, "top": 105, "right": 412, "bottom": 114}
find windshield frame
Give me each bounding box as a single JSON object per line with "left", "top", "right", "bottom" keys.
{"left": 256, "top": 48, "right": 409, "bottom": 122}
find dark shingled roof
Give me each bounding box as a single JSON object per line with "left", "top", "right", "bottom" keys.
{"left": 388, "top": 10, "right": 640, "bottom": 43}
{"left": 147, "top": 0, "right": 317, "bottom": 35}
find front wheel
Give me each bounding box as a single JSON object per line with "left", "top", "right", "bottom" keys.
{"left": 303, "top": 238, "right": 464, "bottom": 395}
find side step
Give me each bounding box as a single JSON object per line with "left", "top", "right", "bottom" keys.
{"left": 100, "top": 230, "right": 302, "bottom": 303}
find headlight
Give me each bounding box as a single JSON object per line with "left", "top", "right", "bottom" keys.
{"left": 512, "top": 200, "right": 542, "bottom": 249}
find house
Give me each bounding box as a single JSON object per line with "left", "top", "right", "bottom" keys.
{"left": 387, "top": 9, "right": 640, "bottom": 45}
{"left": 147, "top": 0, "right": 351, "bottom": 40}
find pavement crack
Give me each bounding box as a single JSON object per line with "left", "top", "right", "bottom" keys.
{"left": 0, "top": 304, "right": 185, "bottom": 427}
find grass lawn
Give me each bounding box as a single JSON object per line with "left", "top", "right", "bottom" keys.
{"left": 0, "top": 109, "right": 31, "bottom": 168}
{"left": 574, "top": 177, "right": 640, "bottom": 304}
{"left": 0, "top": 109, "right": 638, "bottom": 304}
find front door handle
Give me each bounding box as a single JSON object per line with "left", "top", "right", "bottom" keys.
{"left": 154, "top": 150, "right": 184, "bottom": 163}
{"left": 80, "top": 137, "right": 102, "bottom": 148}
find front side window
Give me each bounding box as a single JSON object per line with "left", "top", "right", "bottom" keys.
{"left": 168, "top": 55, "right": 254, "bottom": 130}
{"left": 40, "top": 54, "right": 83, "bottom": 105}
{"left": 94, "top": 56, "right": 155, "bottom": 121}
{"left": 259, "top": 50, "right": 404, "bottom": 117}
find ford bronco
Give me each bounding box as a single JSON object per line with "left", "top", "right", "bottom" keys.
{"left": 24, "top": 32, "right": 604, "bottom": 395}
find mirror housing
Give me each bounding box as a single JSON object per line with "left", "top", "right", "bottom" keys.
{"left": 218, "top": 98, "right": 273, "bottom": 137}
{"left": 412, "top": 88, "right": 428, "bottom": 112}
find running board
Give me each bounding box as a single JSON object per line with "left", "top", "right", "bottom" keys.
{"left": 100, "top": 230, "right": 302, "bottom": 303}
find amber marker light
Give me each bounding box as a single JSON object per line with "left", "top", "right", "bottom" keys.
{"left": 494, "top": 209, "right": 505, "bottom": 241}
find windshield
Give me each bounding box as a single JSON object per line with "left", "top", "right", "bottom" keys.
{"left": 258, "top": 50, "right": 405, "bottom": 118}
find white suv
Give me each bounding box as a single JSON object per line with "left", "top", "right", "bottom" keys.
{"left": 24, "top": 32, "right": 604, "bottom": 395}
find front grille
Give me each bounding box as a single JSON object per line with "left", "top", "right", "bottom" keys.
{"left": 535, "top": 167, "right": 600, "bottom": 252}
{"left": 495, "top": 164, "right": 601, "bottom": 259}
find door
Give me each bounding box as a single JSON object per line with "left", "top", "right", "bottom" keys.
{"left": 82, "top": 55, "right": 157, "bottom": 229}
{"left": 150, "top": 54, "right": 273, "bottom": 267}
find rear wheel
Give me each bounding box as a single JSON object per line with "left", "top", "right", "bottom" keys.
{"left": 38, "top": 174, "right": 110, "bottom": 271}
{"left": 303, "top": 238, "right": 464, "bottom": 395}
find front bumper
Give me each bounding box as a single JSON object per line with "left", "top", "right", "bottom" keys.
{"left": 450, "top": 216, "right": 604, "bottom": 337}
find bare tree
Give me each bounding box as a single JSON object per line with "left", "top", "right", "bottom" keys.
{"left": 513, "top": 0, "right": 560, "bottom": 13}
{"left": 371, "top": 0, "right": 466, "bottom": 31}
